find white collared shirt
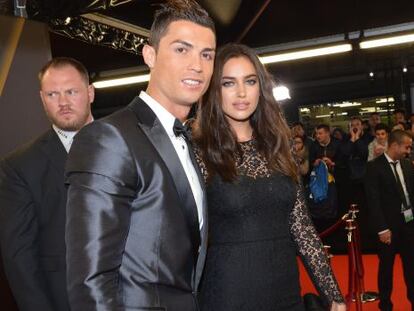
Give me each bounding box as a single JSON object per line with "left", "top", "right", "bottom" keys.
{"left": 139, "top": 91, "right": 204, "bottom": 229}
{"left": 52, "top": 125, "right": 78, "bottom": 153}
{"left": 384, "top": 152, "right": 412, "bottom": 209}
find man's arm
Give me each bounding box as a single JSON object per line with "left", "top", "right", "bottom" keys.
{"left": 65, "top": 122, "right": 137, "bottom": 311}
{"left": 0, "top": 161, "right": 54, "bottom": 311}
{"left": 364, "top": 161, "right": 388, "bottom": 233}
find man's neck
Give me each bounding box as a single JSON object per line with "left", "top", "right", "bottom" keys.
{"left": 385, "top": 150, "right": 398, "bottom": 162}
{"left": 145, "top": 89, "right": 191, "bottom": 122}
{"left": 319, "top": 138, "right": 330, "bottom": 147}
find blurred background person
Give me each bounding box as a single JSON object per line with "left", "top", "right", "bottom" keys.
{"left": 291, "top": 121, "right": 313, "bottom": 150}
{"left": 368, "top": 112, "right": 382, "bottom": 138}
{"left": 393, "top": 108, "right": 408, "bottom": 129}
{"left": 332, "top": 127, "right": 345, "bottom": 142}
{"left": 292, "top": 135, "right": 310, "bottom": 182}
{"left": 368, "top": 123, "right": 389, "bottom": 161}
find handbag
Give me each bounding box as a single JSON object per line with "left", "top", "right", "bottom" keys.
{"left": 303, "top": 293, "right": 328, "bottom": 311}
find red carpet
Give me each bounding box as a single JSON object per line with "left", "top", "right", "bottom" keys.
{"left": 299, "top": 254, "right": 410, "bottom": 310}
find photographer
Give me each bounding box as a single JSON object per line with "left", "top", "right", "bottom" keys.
{"left": 340, "top": 116, "right": 374, "bottom": 250}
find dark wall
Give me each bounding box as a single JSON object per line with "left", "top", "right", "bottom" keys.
{"left": 0, "top": 16, "right": 51, "bottom": 158}
{"left": 0, "top": 16, "right": 52, "bottom": 310}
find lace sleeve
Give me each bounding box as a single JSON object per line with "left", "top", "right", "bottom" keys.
{"left": 192, "top": 144, "right": 208, "bottom": 183}
{"left": 289, "top": 184, "right": 345, "bottom": 304}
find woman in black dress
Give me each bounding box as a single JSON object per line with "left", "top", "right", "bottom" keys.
{"left": 192, "top": 43, "right": 346, "bottom": 311}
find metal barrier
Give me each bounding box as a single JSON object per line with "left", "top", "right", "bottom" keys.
{"left": 319, "top": 204, "right": 378, "bottom": 310}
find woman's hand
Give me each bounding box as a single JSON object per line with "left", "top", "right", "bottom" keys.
{"left": 331, "top": 301, "right": 346, "bottom": 311}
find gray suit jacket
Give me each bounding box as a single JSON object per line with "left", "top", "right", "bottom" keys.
{"left": 65, "top": 97, "right": 208, "bottom": 311}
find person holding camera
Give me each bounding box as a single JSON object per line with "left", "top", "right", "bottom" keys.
{"left": 341, "top": 116, "right": 374, "bottom": 249}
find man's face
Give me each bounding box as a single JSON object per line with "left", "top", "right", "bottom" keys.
{"left": 40, "top": 66, "right": 94, "bottom": 131}
{"left": 143, "top": 20, "right": 215, "bottom": 113}
{"left": 394, "top": 112, "right": 405, "bottom": 124}
{"left": 395, "top": 136, "right": 412, "bottom": 159}
{"left": 369, "top": 114, "right": 381, "bottom": 127}
{"left": 350, "top": 119, "right": 363, "bottom": 133}
{"left": 315, "top": 128, "right": 330, "bottom": 145}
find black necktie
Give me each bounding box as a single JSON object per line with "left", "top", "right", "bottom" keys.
{"left": 173, "top": 118, "right": 190, "bottom": 141}
{"left": 391, "top": 161, "right": 409, "bottom": 210}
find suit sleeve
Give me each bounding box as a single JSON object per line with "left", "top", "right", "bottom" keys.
{"left": 0, "top": 160, "right": 54, "bottom": 311}
{"left": 364, "top": 161, "right": 388, "bottom": 233}
{"left": 65, "top": 122, "right": 138, "bottom": 311}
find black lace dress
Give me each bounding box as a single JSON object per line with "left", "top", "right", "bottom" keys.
{"left": 195, "top": 140, "right": 344, "bottom": 311}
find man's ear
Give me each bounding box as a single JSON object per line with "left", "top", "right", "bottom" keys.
{"left": 142, "top": 44, "right": 156, "bottom": 69}
{"left": 88, "top": 84, "right": 95, "bottom": 104}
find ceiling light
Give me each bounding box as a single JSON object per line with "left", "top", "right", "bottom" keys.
{"left": 259, "top": 44, "right": 352, "bottom": 64}
{"left": 360, "top": 33, "right": 414, "bottom": 49}
{"left": 332, "top": 102, "right": 361, "bottom": 108}
{"left": 273, "top": 85, "right": 291, "bottom": 101}
{"left": 93, "top": 74, "right": 150, "bottom": 89}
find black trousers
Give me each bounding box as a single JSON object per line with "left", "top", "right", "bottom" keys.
{"left": 377, "top": 222, "right": 414, "bottom": 311}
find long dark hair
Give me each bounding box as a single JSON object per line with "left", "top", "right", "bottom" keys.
{"left": 193, "top": 43, "right": 298, "bottom": 183}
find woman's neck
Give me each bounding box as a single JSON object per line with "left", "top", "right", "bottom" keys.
{"left": 231, "top": 122, "right": 253, "bottom": 142}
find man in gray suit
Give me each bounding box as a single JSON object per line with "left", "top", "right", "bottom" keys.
{"left": 0, "top": 57, "right": 94, "bottom": 311}
{"left": 65, "top": 1, "right": 216, "bottom": 310}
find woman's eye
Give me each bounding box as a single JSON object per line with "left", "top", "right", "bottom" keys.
{"left": 246, "top": 79, "right": 257, "bottom": 85}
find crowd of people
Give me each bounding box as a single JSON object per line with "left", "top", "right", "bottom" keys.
{"left": 0, "top": 1, "right": 413, "bottom": 311}
{"left": 291, "top": 110, "right": 414, "bottom": 221}
{"left": 291, "top": 110, "right": 414, "bottom": 311}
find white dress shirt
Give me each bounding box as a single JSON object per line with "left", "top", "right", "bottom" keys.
{"left": 378, "top": 152, "right": 412, "bottom": 235}
{"left": 384, "top": 152, "right": 412, "bottom": 209}
{"left": 52, "top": 125, "right": 78, "bottom": 153}
{"left": 139, "top": 91, "right": 204, "bottom": 229}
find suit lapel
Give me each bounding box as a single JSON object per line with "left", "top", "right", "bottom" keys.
{"left": 400, "top": 159, "right": 414, "bottom": 203}
{"left": 39, "top": 129, "right": 67, "bottom": 177}
{"left": 380, "top": 155, "right": 414, "bottom": 205}
{"left": 128, "top": 97, "right": 201, "bottom": 259}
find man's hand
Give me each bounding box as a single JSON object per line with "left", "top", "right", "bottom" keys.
{"left": 379, "top": 230, "right": 392, "bottom": 245}
{"left": 331, "top": 301, "right": 347, "bottom": 311}
{"left": 314, "top": 158, "right": 322, "bottom": 167}
{"left": 350, "top": 127, "right": 362, "bottom": 142}
{"left": 322, "top": 157, "right": 335, "bottom": 168}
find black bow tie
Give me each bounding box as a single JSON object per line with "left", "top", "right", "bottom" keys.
{"left": 173, "top": 119, "right": 189, "bottom": 140}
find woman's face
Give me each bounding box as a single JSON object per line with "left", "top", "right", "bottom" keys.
{"left": 220, "top": 56, "right": 259, "bottom": 128}
{"left": 293, "top": 137, "right": 304, "bottom": 151}
{"left": 375, "top": 129, "right": 388, "bottom": 144}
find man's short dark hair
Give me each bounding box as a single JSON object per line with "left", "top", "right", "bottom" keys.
{"left": 393, "top": 108, "right": 406, "bottom": 115}
{"left": 316, "top": 124, "right": 330, "bottom": 132}
{"left": 388, "top": 129, "right": 412, "bottom": 145}
{"left": 149, "top": 0, "right": 215, "bottom": 50}
{"left": 38, "top": 57, "right": 89, "bottom": 85}
{"left": 374, "top": 123, "right": 390, "bottom": 133}
{"left": 350, "top": 116, "right": 362, "bottom": 123}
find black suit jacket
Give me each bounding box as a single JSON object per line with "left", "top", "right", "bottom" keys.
{"left": 0, "top": 129, "right": 70, "bottom": 311}
{"left": 365, "top": 154, "right": 414, "bottom": 234}
{"left": 65, "top": 97, "right": 208, "bottom": 311}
